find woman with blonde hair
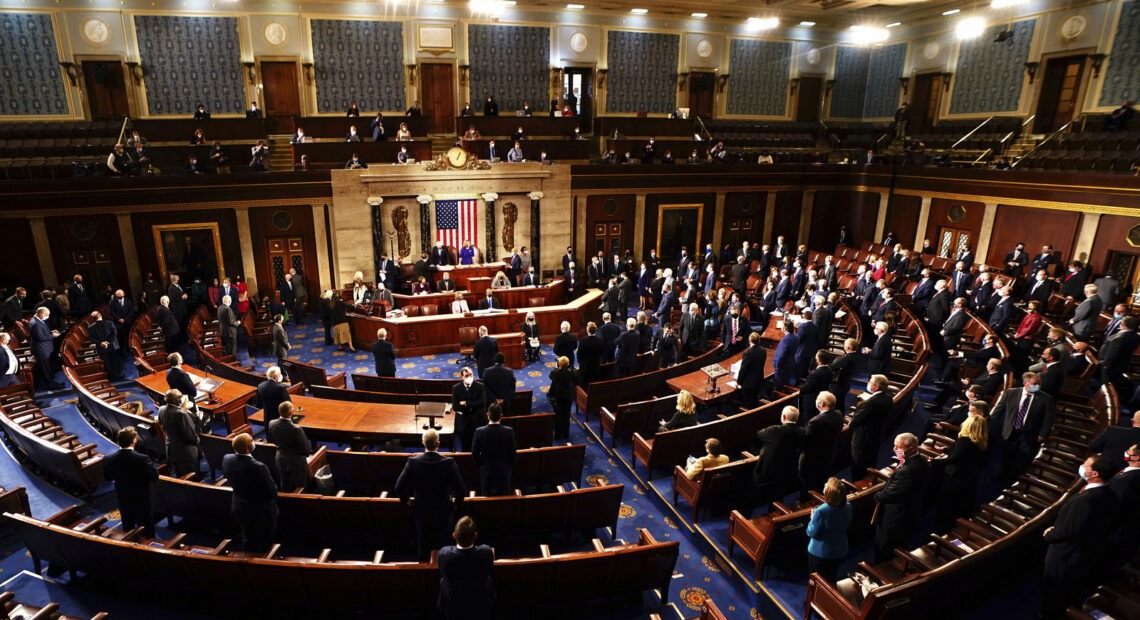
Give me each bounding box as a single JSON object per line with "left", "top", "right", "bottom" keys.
{"left": 806, "top": 477, "right": 853, "bottom": 582}
{"left": 522, "top": 311, "right": 540, "bottom": 362}
{"left": 450, "top": 291, "right": 470, "bottom": 314}
{"left": 658, "top": 390, "right": 698, "bottom": 433}
{"left": 548, "top": 355, "right": 575, "bottom": 441}
{"left": 934, "top": 412, "right": 989, "bottom": 532}
{"left": 491, "top": 271, "right": 512, "bottom": 289}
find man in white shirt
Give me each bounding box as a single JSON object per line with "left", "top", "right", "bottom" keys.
{"left": 0, "top": 332, "right": 21, "bottom": 387}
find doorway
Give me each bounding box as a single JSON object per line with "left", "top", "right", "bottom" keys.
{"left": 1106, "top": 250, "right": 1139, "bottom": 303}
{"left": 795, "top": 76, "right": 823, "bottom": 122}
{"left": 262, "top": 237, "right": 314, "bottom": 308}
{"left": 562, "top": 67, "right": 593, "bottom": 128}
{"left": 937, "top": 227, "right": 971, "bottom": 259}
{"left": 82, "top": 60, "right": 130, "bottom": 120}
{"left": 1033, "top": 55, "right": 1087, "bottom": 134}
{"left": 909, "top": 73, "right": 945, "bottom": 135}
{"left": 593, "top": 222, "right": 625, "bottom": 258}
{"left": 419, "top": 63, "right": 455, "bottom": 134}
{"left": 687, "top": 71, "right": 715, "bottom": 119}
{"left": 260, "top": 61, "right": 300, "bottom": 133}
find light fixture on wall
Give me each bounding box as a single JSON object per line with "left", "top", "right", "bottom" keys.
{"left": 789, "top": 77, "right": 800, "bottom": 95}
{"left": 677, "top": 72, "right": 690, "bottom": 91}
{"left": 301, "top": 62, "right": 314, "bottom": 85}
{"left": 1089, "top": 53, "right": 1108, "bottom": 78}
{"left": 716, "top": 74, "right": 730, "bottom": 92}
{"left": 1023, "top": 61, "right": 1039, "bottom": 84}
{"left": 59, "top": 62, "right": 80, "bottom": 86}
{"left": 941, "top": 72, "right": 954, "bottom": 91}
{"left": 825, "top": 79, "right": 836, "bottom": 95}
{"left": 242, "top": 61, "right": 256, "bottom": 85}
{"left": 597, "top": 69, "right": 607, "bottom": 88}
{"left": 898, "top": 77, "right": 909, "bottom": 95}
{"left": 125, "top": 61, "right": 143, "bottom": 83}
{"left": 406, "top": 64, "right": 418, "bottom": 85}
{"left": 459, "top": 65, "right": 470, "bottom": 86}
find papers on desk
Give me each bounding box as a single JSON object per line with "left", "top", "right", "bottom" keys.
{"left": 730, "top": 361, "right": 742, "bottom": 380}
{"left": 387, "top": 309, "right": 406, "bottom": 318}
{"left": 835, "top": 310, "right": 847, "bottom": 319}
{"left": 725, "top": 380, "right": 738, "bottom": 389}
{"left": 473, "top": 308, "right": 508, "bottom": 315}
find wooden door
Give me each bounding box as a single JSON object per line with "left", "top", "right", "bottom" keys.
{"left": 909, "top": 73, "right": 943, "bottom": 135}
{"left": 1033, "top": 56, "right": 1086, "bottom": 134}
{"left": 723, "top": 216, "right": 757, "bottom": 253}
{"left": 687, "top": 72, "right": 715, "bottom": 118}
{"left": 593, "top": 223, "right": 625, "bottom": 258}
{"left": 419, "top": 63, "right": 455, "bottom": 134}
{"left": 262, "top": 237, "right": 315, "bottom": 307}
{"left": 261, "top": 61, "right": 300, "bottom": 118}
{"left": 795, "top": 76, "right": 823, "bottom": 122}
{"left": 937, "top": 227, "right": 971, "bottom": 259}
{"left": 82, "top": 60, "right": 130, "bottom": 120}
{"left": 564, "top": 67, "right": 593, "bottom": 128}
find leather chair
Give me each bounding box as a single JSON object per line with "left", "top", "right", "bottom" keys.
{"left": 420, "top": 304, "right": 439, "bottom": 316}
{"left": 457, "top": 326, "right": 478, "bottom": 367}
{"left": 403, "top": 305, "right": 420, "bottom": 317}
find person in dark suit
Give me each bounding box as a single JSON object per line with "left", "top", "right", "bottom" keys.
{"left": 720, "top": 305, "right": 750, "bottom": 357}
{"left": 1069, "top": 284, "right": 1103, "bottom": 341}
{"left": 576, "top": 322, "right": 603, "bottom": 385}
{"left": 1090, "top": 411, "right": 1140, "bottom": 458}
{"left": 829, "top": 338, "right": 862, "bottom": 409}
{"left": 799, "top": 351, "right": 834, "bottom": 424}
{"left": 1001, "top": 242, "right": 1028, "bottom": 277}
{"left": 553, "top": 320, "right": 578, "bottom": 366}
{"left": 107, "top": 288, "right": 132, "bottom": 350}
{"left": 1024, "top": 270, "right": 1054, "bottom": 305}
{"left": 271, "top": 313, "right": 292, "bottom": 363}
{"left": 752, "top": 406, "right": 806, "bottom": 512}
{"left": 29, "top": 307, "right": 61, "bottom": 390}
{"left": 771, "top": 320, "right": 799, "bottom": 392}
{"left": 0, "top": 332, "right": 22, "bottom": 388}
{"left": 156, "top": 389, "right": 200, "bottom": 477}
{"left": 678, "top": 303, "right": 703, "bottom": 360}
{"left": 268, "top": 401, "right": 311, "bottom": 492}
{"left": 873, "top": 433, "right": 930, "bottom": 563}
{"left": 66, "top": 274, "right": 92, "bottom": 319}
{"left": 429, "top": 241, "right": 452, "bottom": 267}
{"left": 452, "top": 367, "right": 487, "bottom": 451}
{"left": 164, "top": 352, "right": 204, "bottom": 424}
{"left": 167, "top": 274, "right": 188, "bottom": 324}
{"left": 217, "top": 296, "right": 239, "bottom": 357}
{"left": 940, "top": 298, "right": 968, "bottom": 352}
{"left": 1099, "top": 316, "right": 1140, "bottom": 397}
{"left": 482, "top": 354, "right": 516, "bottom": 416}
{"left": 155, "top": 295, "right": 180, "bottom": 353}
{"left": 278, "top": 273, "right": 299, "bottom": 324}
{"left": 653, "top": 321, "right": 679, "bottom": 368}
{"left": 88, "top": 311, "right": 121, "bottom": 380}
{"left": 102, "top": 427, "right": 159, "bottom": 536}
{"left": 799, "top": 392, "right": 844, "bottom": 501}
{"left": 548, "top": 356, "right": 575, "bottom": 441}
{"left": 737, "top": 332, "right": 768, "bottom": 409}
{"left": 371, "top": 328, "right": 397, "bottom": 377}
{"left": 395, "top": 429, "right": 467, "bottom": 561}
{"left": 257, "top": 366, "right": 292, "bottom": 429}
{"left": 2, "top": 286, "right": 26, "bottom": 329}
{"left": 864, "top": 321, "right": 893, "bottom": 376}
{"left": 222, "top": 433, "right": 279, "bottom": 552}
{"left": 1037, "top": 348, "right": 1065, "bottom": 400}
{"left": 471, "top": 404, "right": 516, "bottom": 496}
{"left": 1042, "top": 455, "right": 1120, "bottom": 618}
{"left": 1109, "top": 445, "right": 1140, "bottom": 565}
{"left": 993, "top": 373, "right": 1055, "bottom": 480}
{"left": 933, "top": 415, "right": 989, "bottom": 533}
{"left": 795, "top": 316, "right": 821, "bottom": 381}
{"left": 849, "top": 374, "right": 892, "bottom": 482}
{"left": 987, "top": 285, "right": 1014, "bottom": 332}
{"left": 437, "top": 516, "right": 495, "bottom": 620}
{"left": 472, "top": 326, "right": 498, "bottom": 379}
{"left": 615, "top": 318, "right": 641, "bottom": 377}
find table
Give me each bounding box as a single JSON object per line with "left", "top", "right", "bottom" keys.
{"left": 248, "top": 394, "right": 454, "bottom": 448}
{"left": 136, "top": 369, "right": 256, "bottom": 432}
{"left": 665, "top": 347, "right": 775, "bottom": 406}
{"left": 291, "top": 141, "right": 432, "bottom": 165}
{"left": 454, "top": 116, "right": 582, "bottom": 138}
{"left": 431, "top": 263, "right": 506, "bottom": 290}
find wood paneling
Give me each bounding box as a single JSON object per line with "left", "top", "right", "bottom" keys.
{"left": 585, "top": 194, "right": 635, "bottom": 263}
{"left": 921, "top": 198, "right": 986, "bottom": 253}
{"left": 43, "top": 214, "right": 127, "bottom": 299}
{"left": 885, "top": 194, "right": 922, "bottom": 249}
{"left": 0, "top": 219, "right": 42, "bottom": 294}
{"left": 772, "top": 191, "right": 802, "bottom": 245}
{"left": 808, "top": 191, "right": 879, "bottom": 251}
{"left": 249, "top": 205, "right": 320, "bottom": 306}
{"left": 988, "top": 206, "right": 1081, "bottom": 272}
{"left": 130, "top": 210, "right": 242, "bottom": 291}
{"left": 722, "top": 192, "right": 766, "bottom": 253}
{"left": 643, "top": 193, "right": 716, "bottom": 264}
{"left": 1090, "top": 215, "right": 1140, "bottom": 275}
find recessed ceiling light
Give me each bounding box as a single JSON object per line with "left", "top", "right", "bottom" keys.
{"left": 942, "top": 9, "right": 961, "bottom": 16}
{"left": 799, "top": 21, "right": 816, "bottom": 27}
{"left": 956, "top": 16, "right": 986, "bottom": 39}
{"left": 849, "top": 25, "right": 890, "bottom": 45}
{"left": 630, "top": 8, "right": 648, "bottom": 14}
{"left": 991, "top": 0, "right": 1027, "bottom": 7}
{"left": 886, "top": 22, "right": 901, "bottom": 28}
{"left": 566, "top": 3, "right": 584, "bottom": 9}
{"left": 692, "top": 12, "right": 708, "bottom": 18}
{"left": 501, "top": 0, "right": 516, "bottom": 5}
{"left": 746, "top": 17, "right": 779, "bottom": 31}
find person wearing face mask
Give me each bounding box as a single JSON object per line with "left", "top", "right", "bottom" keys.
{"left": 1060, "top": 260, "right": 1089, "bottom": 299}
{"left": 1041, "top": 455, "right": 1120, "bottom": 619}
{"left": 107, "top": 288, "right": 133, "bottom": 352}
{"left": 720, "top": 304, "right": 750, "bottom": 357}
{"left": 847, "top": 374, "right": 892, "bottom": 482}
{"left": 872, "top": 433, "right": 930, "bottom": 563}
{"left": 932, "top": 414, "right": 989, "bottom": 533}
{"left": 798, "top": 392, "right": 844, "bottom": 501}
{"left": 451, "top": 367, "right": 487, "bottom": 451}
{"left": 1002, "top": 242, "right": 1028, "bottom": 277}
{"left": 1024, "top": 269, "right": 1054, "bottom": 306}
{"left": 1108, "top": 444, "right": 1140, "bottom": 566}
{"left": 993, "top": 372, "right": 1055, "bottom": 481}
{"left": 1090, "top": 411, "right": 1140, "bottom": 460}
{"left": 1099, "top": 315, "right": 1140, "bottom": 397}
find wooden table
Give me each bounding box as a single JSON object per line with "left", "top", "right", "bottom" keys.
{"left": 432, "top": 263, "right": 506, "bottom": 290}
{"left": 665, "top": 347, "right": 775, "bottom": 406}
{"left": 248, "top": 394, "right": 454, "bottom": 448}
{"left": 136, "top": 369, "right": 256, "bottom": 432}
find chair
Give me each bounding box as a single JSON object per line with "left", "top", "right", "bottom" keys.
{"left": 403, "top": 305, "right": 420, "bottom": 317}
{"left": 457, "top": 326, "right": 478, "bottom": 367}
{"left": 420, "top": 304, "right": 439, "bottom": 316}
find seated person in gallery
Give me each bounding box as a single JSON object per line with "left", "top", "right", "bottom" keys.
{"left": 507, "top": 141, "right": 525, "bottom": 163}
{"left": 521, "top": 101, "right": 533, "bottom": 116}
{"left": 129, "top": 142, "right": 153, "bottom": 174}
{"left": 189, "top": 128, "right": 205, "bottom": 146}
{"left": 406, "top": 101, "right": 423, "bottom": 117}
{"left": 512, "top": 127, "right": 527, "bottom": 142}
{"left": 345, "top": 125, "right": 363, "bottom": 142}
{"left": 561, "top": 105, "right": 574, "bottom": 117}
{"left": 463, "top": 125, "right": 482, "bottom": 141}
{"left": 686, "top": 149, "right": 701, "bottom": 164}
{"left": 459, "top": 241, "right": 479, "bottom": 265}
{"left": 569, "top": 126, "right": 586, "bottom": 140}
{"left": 396, "top": 123, "right": 413, "bottom": 141}
{"left": 485, "top": 140, "right": 503, "bottom": 162}
{"left": 460, "top": 102, "right": 474, "bottom": 117}
{"left": 106, "top": 144, "right": 131, "bottom": 176}
{"left": 345, "top": 153, "right": 367, "bottom": 169}
{"left": 661, "top": 150, "right": 675, "bottom": 164}
{"left": 293, "top": 154, "right": 309, "bottom": 172}
{"left": 185, "top": 155, "right": 205, "bottom": 175}
{"left": 412, "top": 276, "right": 432, "bottom": 295}
{"left": 451, "top": 292, "right": 470, "bottom": 314}
{"left": 538, "top": 151, "right": 553, "bottom": 164}
{"left": 246, "top": 102, "right": 262, "bottom": 118}
{"left": 209, "top": 141, "right": 230, "bottom": 173}
{"left": 289, "top": 127, "right": 309, "bottom": 144}
{"left": 397, "top": 145, "right": 411, "bottom": 164}
{"left": 371, "top": 112, "right": 386, "bottom": 141}
{"left": 193, "top": 103, "right": 210, "bottom": 120}
{"left": 250, "top": 140, "right": 270, "bottom": 170}
{"left": 491, "top": 272, "right": 512, "bottom": 290}
{"left": 346, "top": 101, "right": 361, "bottom": 117}
{"left": 1104, "top": 99, "right": 1134, "bottom": 131}
{"left": 484, "top": 95, "right": 499, "bottom": 117}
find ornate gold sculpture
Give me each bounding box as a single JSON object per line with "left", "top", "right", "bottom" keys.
{"left": 391, "top": 205, "right": 411, "bottom": 260}
{"left": 501, "top": 202, "right": 518, "bottom": 251}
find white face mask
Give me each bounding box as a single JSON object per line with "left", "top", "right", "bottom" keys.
{"left": 464, "top": 377, "right": 473, "bottom": 387}
{"left": 866, "top": 383, "right": 875, "bottom": 392}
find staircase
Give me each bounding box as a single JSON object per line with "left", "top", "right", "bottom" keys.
{"left": 268, "top": 135, "right": 295, "bottom": 170}
{"left": 1006, "top": 133, "right": 1043, "bottom": 160}
{"left": 428, "top": 134, "right": 455, "bottom": 159}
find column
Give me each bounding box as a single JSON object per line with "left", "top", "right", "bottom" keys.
{"left": 798, "top": 191, "right": 815, "bottom": 247}
{"left": 115, "top": 213, "right": 142, "bottom": 295}
{"left": 529, "top": 191, "right": 544, "bottom": 271}
{"left": 633, "top": 193, "right": 647, "bottom": 259}
{"left": 914, "top": 196, "right": 932, "bottom": 252}
{"left": 416, "top": 195, "right": 433, "bottom": 256}
{"left": 367, "top": 197, "right": 384, "bottom": 278}
{"left": 28, "top": 217, "right": 57, "bottom": 288}
{"left": 872, "top": 192, "right": 888, "bottom": 244}
{"left": 974, "top": 203, "right": 999, "bottom": 265}
{"left": 762, "top": 193, "right": 777, "bottom": 243}
{"left": 233, "top": 206, "right": 259, "bottom": 296}
{"left": 711, "top": 192, "right": 726, "bottom": 253}
{"left": 482, "top": 193, "right": 499, "bottom": 262}
{"left": 313, "top": 203, "right": 332, "bottom": 295}
{"left": 1073, "top": 213, "right": 1102, "bottom": 265}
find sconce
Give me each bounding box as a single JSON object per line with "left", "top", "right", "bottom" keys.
{"left": 677, "top": 72, "right": 690, "bottom": 91}
{"left": 242, "top": 61, "right": 256, "bottom": 85}
{"left": 1023, "top": 62, "right": 1039, "bottom": 84}
{"left": 406, "top": 64, "right": 417, "bottom": 85}
{"left": 125, "top": 61, "right": 143, "bottom": 83}
{"left": 716, "top": 74, "right": 730, "bottom": 92}
{"left": 898, "top": 77, "right": 909, "bottom": 96}
{"left": 941, "top": 72, "right": 953, "bottom": 91}
{"left": 301, "top": 62, "right": 314, "bottom": 85}
{"left": 1089, "top": 53, "right": 1107, "bottom": 79}
{"left": 59, "top": 61, "right": 80, "bottom": 87}
{"left": 551, "top": 66, "right": 563, "bottom": 90}
{"left": 598, "top": 69, "right": 607, "bottom": 88}
{"left": 789, "top": 77, "right": 800, "bottom": 95}
{"left": 825, "top": 79, "right": 836, "bottom": 95}
{"left": 459, "top": 64, "right": 469, "bottom": 86}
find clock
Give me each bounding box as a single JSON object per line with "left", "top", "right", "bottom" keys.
{"left": 264, "top": 22, "right": 288, "bottom": 46}
{"left": 696, "top": 39, "right": 713, "bottom": 59}
{"left": 445, "top": 147, "right": 470, "bottom": 168}
{"left": 82, "top": 18, "right": 110, "bottom": 45}
{"left": 806, "top": 47, "right": 820, "bottom": 66}
{"left": 570, "top": 32, "right": 589, "bottom": 54}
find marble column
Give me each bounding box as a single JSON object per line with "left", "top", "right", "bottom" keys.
{"left": 416, "top": 194, "right": 433, "bottom": 256}
{"left": 711, "top": 193, "right": 726, "bottom": 253}
{"left": 914, "top": 196, "right": 932, "bottom": 252}
{"left": 368, "top": 196, "right": 385, "bottom": 269}
{"left": 115, "top": 213, "right": 142, "bottom": 296}
{"left": 482, "top": 193, "right": 499, "bottom": 262}
{"left": 28, "top": 217, "right": 55, "bottom": 287}
{"left": 529, "top": 191, "right": 544, "bottom": 271}
{"left": 234, "top": 207, "right": 259, "bottom": 296}
{"left": 975, "top": 203, "right": 998, "bottom": 265}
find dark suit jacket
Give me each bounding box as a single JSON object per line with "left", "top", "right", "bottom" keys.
{"left": 941, "top": 436, "right": 987, "bottom": 484}
{"left": 615, "top": 329, "right": 640, "bottom": 374}
{"left": 994, "top": 388, "right": 1055, "bottom": 443}
{"left": 800, "top": 409, "right": 843, "bottom": 481}
{"left": 166, "top": 367, "right": 197, "bottom": 402}
{"left": 108, "top": 297, "right": 133, "bottom": 325}
{"left": 1044, "top": 485, "right": 1118, "bottom": 580}
{"left": 867, "top": 334, "right": 892, "bottom": 375}
{"left": 29, "top": 317, "right": 53, "bottom": 360}
{"left": 473, "top": 336, "right": 499, "bottom": 373}
{"left": 549, "top": 332, "right": 576, "bottom": 366}
{"left": 272, "top": 324, "right": 290, "bottom": 360}
{"left": 482, "top": 364, "right": 516, "bottom": 413}
{"left": 850, "top": 391, "right": 892, "bottom": 467}
{"left": 799, "top": 365, "right": 834, "bottom": 417}
{"left": 1090, "top": 425, "right": 1140, "bottom": 458}
{"left": 67, "top": 283, "right": 92, "bottom": 316}
{"left": 738, "top": 344, "right": 768, "bottom": 390}
{"left": 472, "top": 423, "right": 516, "bottom": 480}
{"left": 1071, "top": 296, "right": 1103, "bottom": 339}
{"left": 1025, "top": 278, "right": 1054, "bottom": 305}
{"left": 941, "top": 310, "right": 967, "bottom": 350}
{"left": 720, "top": 315, "right": 751, "bottom": 352}
{"left": 678, "top": 312, "right": 703, "bottom": 354}
{"left": 257, "top": 379, "right": 291, "bottom": 426}
{"left": 988, "top": 298, "right": 1013, "bottom": 331}
{"left": 218, "top": 305, "right": 238, "bottom": 343}
{"left": 451, "top": 381, "right": 487, "bottom": 432}
{"left": 772, "top": 333, "right": 799, "bottom": 377}
{"left": 2, "top": 294, "right": 23, "bottom": 326}
{"left": 156, "top": 305, "right": 179, "bottom": 338}
{"left": 1099, "top": 330, "right": 1140, "bottom": 376}
{"left": 168, "top": 284, "right": 187, "bottom": 319}
{"left": 598, "top": 322, "right": 622, "bottom": 362}
{"left": 157, "top": 404, "right": 200, "bottom": 462}
{"left": 438, "top": 544, "right": 495, "bottom": 615}
{"left": 222, "top": 453, "right": 279, "bottom": 519}
{"left": 753, "top": 422, "right": 805, "bottom": 488}
{"left": 576, "top": 334, "right": 603, "bottom": 382}
{"left": 874, "top": 456, "right": 930, "bottom": 532}
{"left": 102, "top": 448, "right": 158, "bottom": 517}
{"left": 1039, "top": 362, "right": 1065, "bottom": 400}
{"left": 372, "top": 339, "right": 397, "bottom": 377}
{"left": 267, "top": 416, "right": 311, "bottom": 486}
{"left": 394, "top": 451, "right": 466, "bottom": 517}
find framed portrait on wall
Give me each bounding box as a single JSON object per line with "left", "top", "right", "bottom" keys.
{"left": 656, "top": 204, "right": 703, "bottom": 262}
{"left": 153, "top": 222, "right": 225, "bottom": 285}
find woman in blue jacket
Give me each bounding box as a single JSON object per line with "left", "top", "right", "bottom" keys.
{"left": 806, "top": 477, "right": 853, "bottom": 582}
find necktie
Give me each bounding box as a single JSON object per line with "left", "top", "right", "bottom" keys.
{"left": 944, "top": 311, "right": 957, "bottom": 328}
{"left": 1015, "top": 394, "right": 1030, "bottom": 430}
{"left": 1107, "top": 319, "right": 1120, "bottom": 338}
{"left": 731, "top": 319, "right": 738, "bottom": 342}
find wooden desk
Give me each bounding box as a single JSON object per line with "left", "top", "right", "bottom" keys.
{"left": 394, "top": 281, "right": 564, "bottom": 314}
{"left": 665, "top": 347, "right": 775, "bottom": 406}
{"left": 454, "top": 116, "right": 582, "bottom": 138}
{"left": 135, "top": 369, "right": 256, "bottom": 432}
{"left": 294, "top": 116, "right": 430, "bottom": 139}
{"left": 292, "top": 141, "right": 432, "bottom": 165}
{"left": 491, "top": 332, "right": 524, "bottom": 368}
{"left": 432, "top": 263, "right": 506, "bottom": 289}
{"left": 348, "top": 289, "right": 602, "bottom": 359}
{"left": 248, "top": 394, "right": 454, "bottom": 447}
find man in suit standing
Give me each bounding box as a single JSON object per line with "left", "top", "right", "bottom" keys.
{"left": 552, "top": 321, "right": 577, "bottom": 367}
{"left": 430, "top": 241, "right": 452, "bottom": 267}
{"left": 676, "top": 302, "right": 702, "bottom": 361}
{"left": 720, "top": 304, "right": 751, "bottom": 357}
{"left": 829, "top": 338, "right": 862, "bottom": 408}
{"left": 279, "top": 273, "right": 298, "bottom": 324}
{"left": 1069, "top": 284, "right": 1103, "bottom": 342}
{"left": 156, "top": 389, "right": 200, "bottom": 477}
{"left": 88, "top": 311, "right": 121, "bottom": 381}
{"left": 771, "top": 320, "right": 799, "bottom": 392}
{"left": 288, "top": 268, "right": 307, "bottom": 322}
{"left": 102, "top": 427, "right": 159, "bottom": 536}
{"left": 472, "top": 326, "right": 498, "bottom": 379}
{"left": 156, "top": 295, "right": 180, "bottom": 353}
{"left": 873, "top": 433, "right": 930, "bottom": 562}
{"left": 395, "top": 429, "right": 467, "bottom": 561}
{"left": 452, "top": 367, "right": 487, "bottom": 451}
{"left": 1037, "top": 347, "right": 1065, "bottom": 400}
{"left": 751, "top": 406, "right": 806, "bottom": 512}
{"left": 940, "top": 298, "right": 968, "bottom": 352}
{"left": 2, "top": 286, "right": 25, "bottom": 329}
{"left": 377, "top": 253, "right": 398, "bottom": 291}
{"left": 218, "top": 295, "right": 239, "bottom": 357}
{"left": 437, "top": 516, "right": 495, "bottom": 620}
{"left": 576, "top": 322, "right": 604, "bottom": 385}
{"left": 268, "top": 401, "right": 311, "bottom": 492}
{"left": 29, "top": 306, "right": 61, "bottom": 391}
{"left": 107, "top": 289, "right": 133, "bottom": 351}
{"left": 1001, "top": 242, "right": 1028, "bottom": 277}
{"left": 1042, "top": 455, "right": 1120, "bottom": 618}
{"left": 563, "top": 261, "right": 580, "bottom": 301}
{"left": 0, "top": 333, "right": 22, "bottom": 388}
{"left": 987, "top": 285, "right": 1014, "bottom": 332}
{"left": 799, "top": 392, "right": 844, "bottom": 500}
{"left": 737, "top": 332, "right": 768, "bottom": 408}
{"left": 223, "top": 433, "right": 279, "bottom": 552}
{"left": 616, "top": 318, "right": 641, "bottom": 377}
{"left": 1025, "top": 269, "right": 1054, "bottom": 305}
{"left": 849, "top": 374, "right": 892, "bottom": 482}
{"left": 272, "top": 314, "right": 290, "bottom": 365}
{"left": 1090, "top": 411, "right": 1140, "bottom": 458}
{"left": 593, "top": 313, "right": 618, "bottom": 364}
{"left": 994, "top": 372, "right": 1055, "bottom": 480}
{"left": 257, "top": 366, "right": 292, "bottom": 430}
{"left": 471, "top": 403, "right": 516, "bottom": 496}
{"left": 482, "top": 353, "right": 516, "bottom": 416}
{"left": 799, "top": 351, "right": 834, "bottom": 424}
{"left": 372, "top": 328, "right": 397, "bottom": 377}
{"left": 167, "top": 274, "right": 188, "bottom": 325}
{"left": 731, "top": 256, "right": 750, "bottom": 292}
{"left": 864, "top": 321, "right": 893, "bottom": 376}
{"left": 67, "top": 274, "right": 92, "bottom": 319}
{"left": 1099, "top": 316, "right": 1140, "bottom": 397}
{"left": 164, "top": 352, "right": 206, "bottom": 430}
{"left": 795, "top": 315, "right": 821, "bottom": 380}
{"left": 654, "top": 284, "right": 677, "bottom": 327}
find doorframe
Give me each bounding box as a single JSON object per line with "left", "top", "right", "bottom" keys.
{"left": 795, "top": 72, "right": 826, "bottom": 123}
{"left": 1030, "top": 48, "right": 1096, "bottom": 132}
{"left": 559, "top": 61, "right": 597, "bottom": 119}
{"left": 908, "top": 68, "right": 946, "bottom": 133}
{"left": 684, "top": 67, "right": 717, "bottom": 119}
{"left": 74, "top": 54, "right": 135, "bottom": 120}
{"left": 417, "top": 57, "right": 458, "bottom": 132}
{"left": 256, "top": 56, "right": 306, "bottom": 116}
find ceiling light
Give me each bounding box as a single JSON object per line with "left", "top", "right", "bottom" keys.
{"left": 799, "top": 21, "right": 816, "bottom": 27}
{"left": 991, "top": 0, "right": 1027, "bottom": 7}
{"left": 942, "top": 9, "right": 961, "bottom": 16}
{"left": 630, "top": 8, "right": 648, "bottom": 14}
{"left": 501, "top": 0, "right": 516, "bottom": 4}
{"left": 692, "top": 12, "right": 708, "bottom": 18}
{"left": 566, "top": 3, "right": 584, "bottom": 9}
{"left": 849, "top": 25, "right": 890, "bottom": 45}
{"left": 956, "top": 16, "right": 986, "bottom": 39}
{"left": 746, "top": 17, "right": 779, "bottom": 31}
{"left": 886, "top": 22, "right": 901, "bottom": 28}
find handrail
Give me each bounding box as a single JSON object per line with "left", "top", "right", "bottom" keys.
{"left": 1010, "top": 120, "right": 1073, "bottom": 168}
{"left": 972, "top": 148, "right": 993, "bottom": 166}
{"left": 1021, "top": 114, "right": 1036, "bottom": 128}
{"left": 116, "top": 116, "right": 130, "bottom": 145}
{"left": 693, "top": 115, "right": 712, "bottom": 141}
{"left": 949, "top": 116, "right": 993, "bottom": 150}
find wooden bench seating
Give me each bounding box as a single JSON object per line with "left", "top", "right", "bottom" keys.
{"left": 0, "top": 486, "right": 31, "bottom": 518}
{"left": 0, "top": 386, "right": 103, "bottom": 497}
{"left": 0, "top": 590, "right": 108, "bottom": 620}
{"left": 672, "top": 452, "right": 757, "bottom": 522}
{"left": 311, "top": 382, "right": 534, "bottom": 416}
{"left": 575, "top": 345, "right": 719, "bottom": 422}
{"left": 600, "top": 393, "right": 678, "bottom": 448}
{"left": 280, "top": 359, "right": 347, "bottom": 391}
{"left": 66, "top": 366, "right": 166, "bottom": 460}
{"left": 129, "top": 307, "right": 170, "bottom": 375}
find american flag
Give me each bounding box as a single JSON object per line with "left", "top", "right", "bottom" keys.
{"left": 435, "top": 198, "right": 478, "bottom": 250}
